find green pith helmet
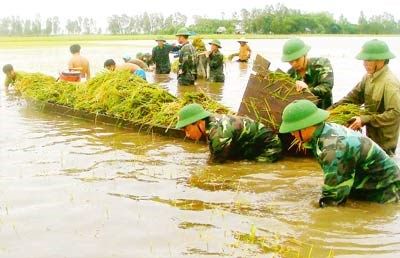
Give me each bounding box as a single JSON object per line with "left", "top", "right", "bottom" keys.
{"left": 176, "top": 103, "right": 211, "bottom": 129}
{"left": 279, "top": 99, "right": 329, "bottom": 133}
{"left": 209, "top": 39, "right": 222, "bottom": 48}
{"left": 155, "top": 36, "right": 166, "bottom": 42}
{"left": 356, "top": 39, "right": 395, "bottom": 60}
{"left": 136, "top": 52, "right": 143, "bottom": 58}
{"left": 176, "top": 27, "right": 190, "bottom": 36}
{"left": 281, "top": 38, "right": 311, "bottom": 62}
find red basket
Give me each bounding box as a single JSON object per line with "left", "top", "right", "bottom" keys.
{"left": 59, "top": 71, "right": 81, "bottom": 82}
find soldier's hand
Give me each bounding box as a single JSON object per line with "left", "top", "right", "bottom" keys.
{"left": 348, "top": 116, "right": 362, "bottom": 131}
{"left": 295, "top": 80, "right": 308, "bottom": 92}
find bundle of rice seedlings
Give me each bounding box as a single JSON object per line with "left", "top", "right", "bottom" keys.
{"left": 14, "top": 70, "right": 232, "bottom": 129}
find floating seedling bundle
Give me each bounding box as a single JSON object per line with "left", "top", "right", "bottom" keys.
{"left": 14, "top": 70, "right": 232, "bottom": 129}
{"left": 327, "top": 103, "right": 367, "bottom": 125}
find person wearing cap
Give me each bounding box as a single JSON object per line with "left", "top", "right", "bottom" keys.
{"left": 331, "top": 39, "right": 400, "bottom": 156}
{"left": 282, "top": 38, "right": 334, "bottom": 110}
{"left": 192, "top": 36, "right": 208, "bottom": 78}
{"left": 68, "top": 44, "right": 90, "bottom": 80}
{"left": 151, "top": 36, "right": 179, "bottom": 74}
{"left": 122, "top": 55, "right": 149, "bottom": 71}
{"left": 136, "top": 52, "right": 153, "bottom": 67}
{"left": 280, "top": 99, "right": 400, "bottom": 207}
{"left": 176, "top": 103, "right": 282, "bottom": 163}
{"left": 104, "top": 59, "right": 146, "bottom": 80}
{"left": 175, "top": 27, "right": 197, "bottom": 86}
{"left": 205, "top": 39, "right": 225, "bottom": 82}
{"left": 230, "top": 37, "right": 251, "bottom": 62}
{"left": 2, "top": 64, "right": 26, "bottom": 89}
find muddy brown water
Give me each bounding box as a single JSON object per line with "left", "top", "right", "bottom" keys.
{"left": 0, "top": 37, "right": 400, "bottom": 257}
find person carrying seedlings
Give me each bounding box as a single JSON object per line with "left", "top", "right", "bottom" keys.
{"left": 151, "top": 36, "right": 179, "bottom": 74}
{"left": 230, "top": 37, "right": 251, "bottom": 62}
{"left": 280, "top": 99, "right": 400, "bottom": 207}
{"left": 104, "top": 59, "right": 146, "bottom": 81}
{"left": 68, "top": 44, "right": 90, "bottom": 80}
{"left": 175, "top": 27, "right": 197, "bottom": 86}
{"left": 122, "top": 54, "right": 149, "bottom": 71}
{"left": 2, "top": 64, "right": 26, "bottom": 89}
{"left": 330, "top": 39, "right": 400, "bottom": 156}
{"left": 282, "top": 38, "right": 334, "bottom": 110}
{"left": 192, "top": 36, "right": 208, "bottom": 78}
{"left": 205, "top": 39, "right": 225, "bottom": 82}
{"left": 176, "top": 103, "right": 282, "bottom": 163}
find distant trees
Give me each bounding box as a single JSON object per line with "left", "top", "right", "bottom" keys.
{"left": 0, "top": 4, "right": 399, "bottom": 36}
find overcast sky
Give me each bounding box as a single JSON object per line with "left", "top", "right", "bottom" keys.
{"left": 2, "top": 0, "right": 399, "bottom": 24}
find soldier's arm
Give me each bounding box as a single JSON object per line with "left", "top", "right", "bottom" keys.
{"left": 209, "top": 125, "right": 235, "bottom": 163}
{"left": 168, "top": 44, "right": 181, "bottom": 52}
{"left": 309, "top": 58, "right": 334, "bottom": 98}
{"left": 319, "top": 138, "right": 356, "bottom": 207}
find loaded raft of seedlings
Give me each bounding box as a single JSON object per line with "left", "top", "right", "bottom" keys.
{"left": 14, "top": 70, "right": 232, "bottom": 129}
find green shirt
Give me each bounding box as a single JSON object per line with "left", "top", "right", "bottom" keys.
{"left": 208, "top": 50, "right": 225, "bottom": 82}
{"left": 288, "top": 57, "right": 334, "bottom": 109}
{"left": 310, "top": 123, "right": 400, "bottom": 205}
{"left": 335, "top": 65, "right": 400, "bottom": 154}
{"left": 152, "top": 44, "right": 178, "bottom": 74}
{"left": 206, "top": 114, "right": 281, "bottom": 163}
{"left": 177, "top": 42, "right": 197, "bottom": 86}
{"left": 4, "top": 71, "right": 26, "bottom": 87}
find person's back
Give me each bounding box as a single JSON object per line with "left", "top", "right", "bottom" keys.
{"left": 117, "top": 62, "right": 141, "bottom": 73}
{"left": 68, "top": 44, "right": 90, "bottom": 79}
{"left": 175, "top": 104, "right": 281, "bottom": 163}
{"left": 118, "top": 63, "right": 146, "bottom": 80}
{"left": 179, "top": 43, "right": 197, "bottom": 83}
{"left": 206, "top": 114, "right": 281, "bottom": 163}
{"left": 123, "top": 55, "right": 149, "bottom": 71}
{"left": 176, "top": 28, "right": 197, "bottom": 86}
{"left": 279, "top": 99, "right": 400, "bottom": 207}
{"left": 311, "top": 122, "right": 400, "bottom": 204}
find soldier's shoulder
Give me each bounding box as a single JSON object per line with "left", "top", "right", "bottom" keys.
{"left": 311, "top": 57, "right": 332, "bottom": 67}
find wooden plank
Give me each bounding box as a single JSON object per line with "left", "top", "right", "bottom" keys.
{"left": 238, "top": 55, "right": 317, "bottom": 132}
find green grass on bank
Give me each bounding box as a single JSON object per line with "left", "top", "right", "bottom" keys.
{"left": 0, "top": 34, "right": 387, "bottom": 48}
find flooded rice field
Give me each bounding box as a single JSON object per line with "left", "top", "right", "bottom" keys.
{"left": 0, "top": 37, "right": 400, "bottom": 257}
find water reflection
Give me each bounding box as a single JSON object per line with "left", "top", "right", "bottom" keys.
{"left": 1, "top": 37, "right": 400, "bottom": 258}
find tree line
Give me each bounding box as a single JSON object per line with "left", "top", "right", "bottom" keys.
{"left": 0, "top": 4, "right": 399, "bottom": 36}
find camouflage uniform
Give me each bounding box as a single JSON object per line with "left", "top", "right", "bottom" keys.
{"left": 206, "top": 114, "right": 282, "bottom": 163}
{"left": 152, "top": 44, "right": 179, "bottom": 74}
{"left": 333, "top": 65, "right": 400, "bottom": 155}
{"left": 288, "top": 57, "right": 334, "bottom": 109}
{"left": 208, "top": 50, "right": 225, "bottom": 82}
{"left": 309, "top": 122, "right": 400, "bottom": 205}
{"left": 178, "top": 42, "right": 197, "bottom": 86}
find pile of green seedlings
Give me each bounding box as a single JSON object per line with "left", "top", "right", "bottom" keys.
{"left": 14, "top": 70, "right": 232, "bottom": 128}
